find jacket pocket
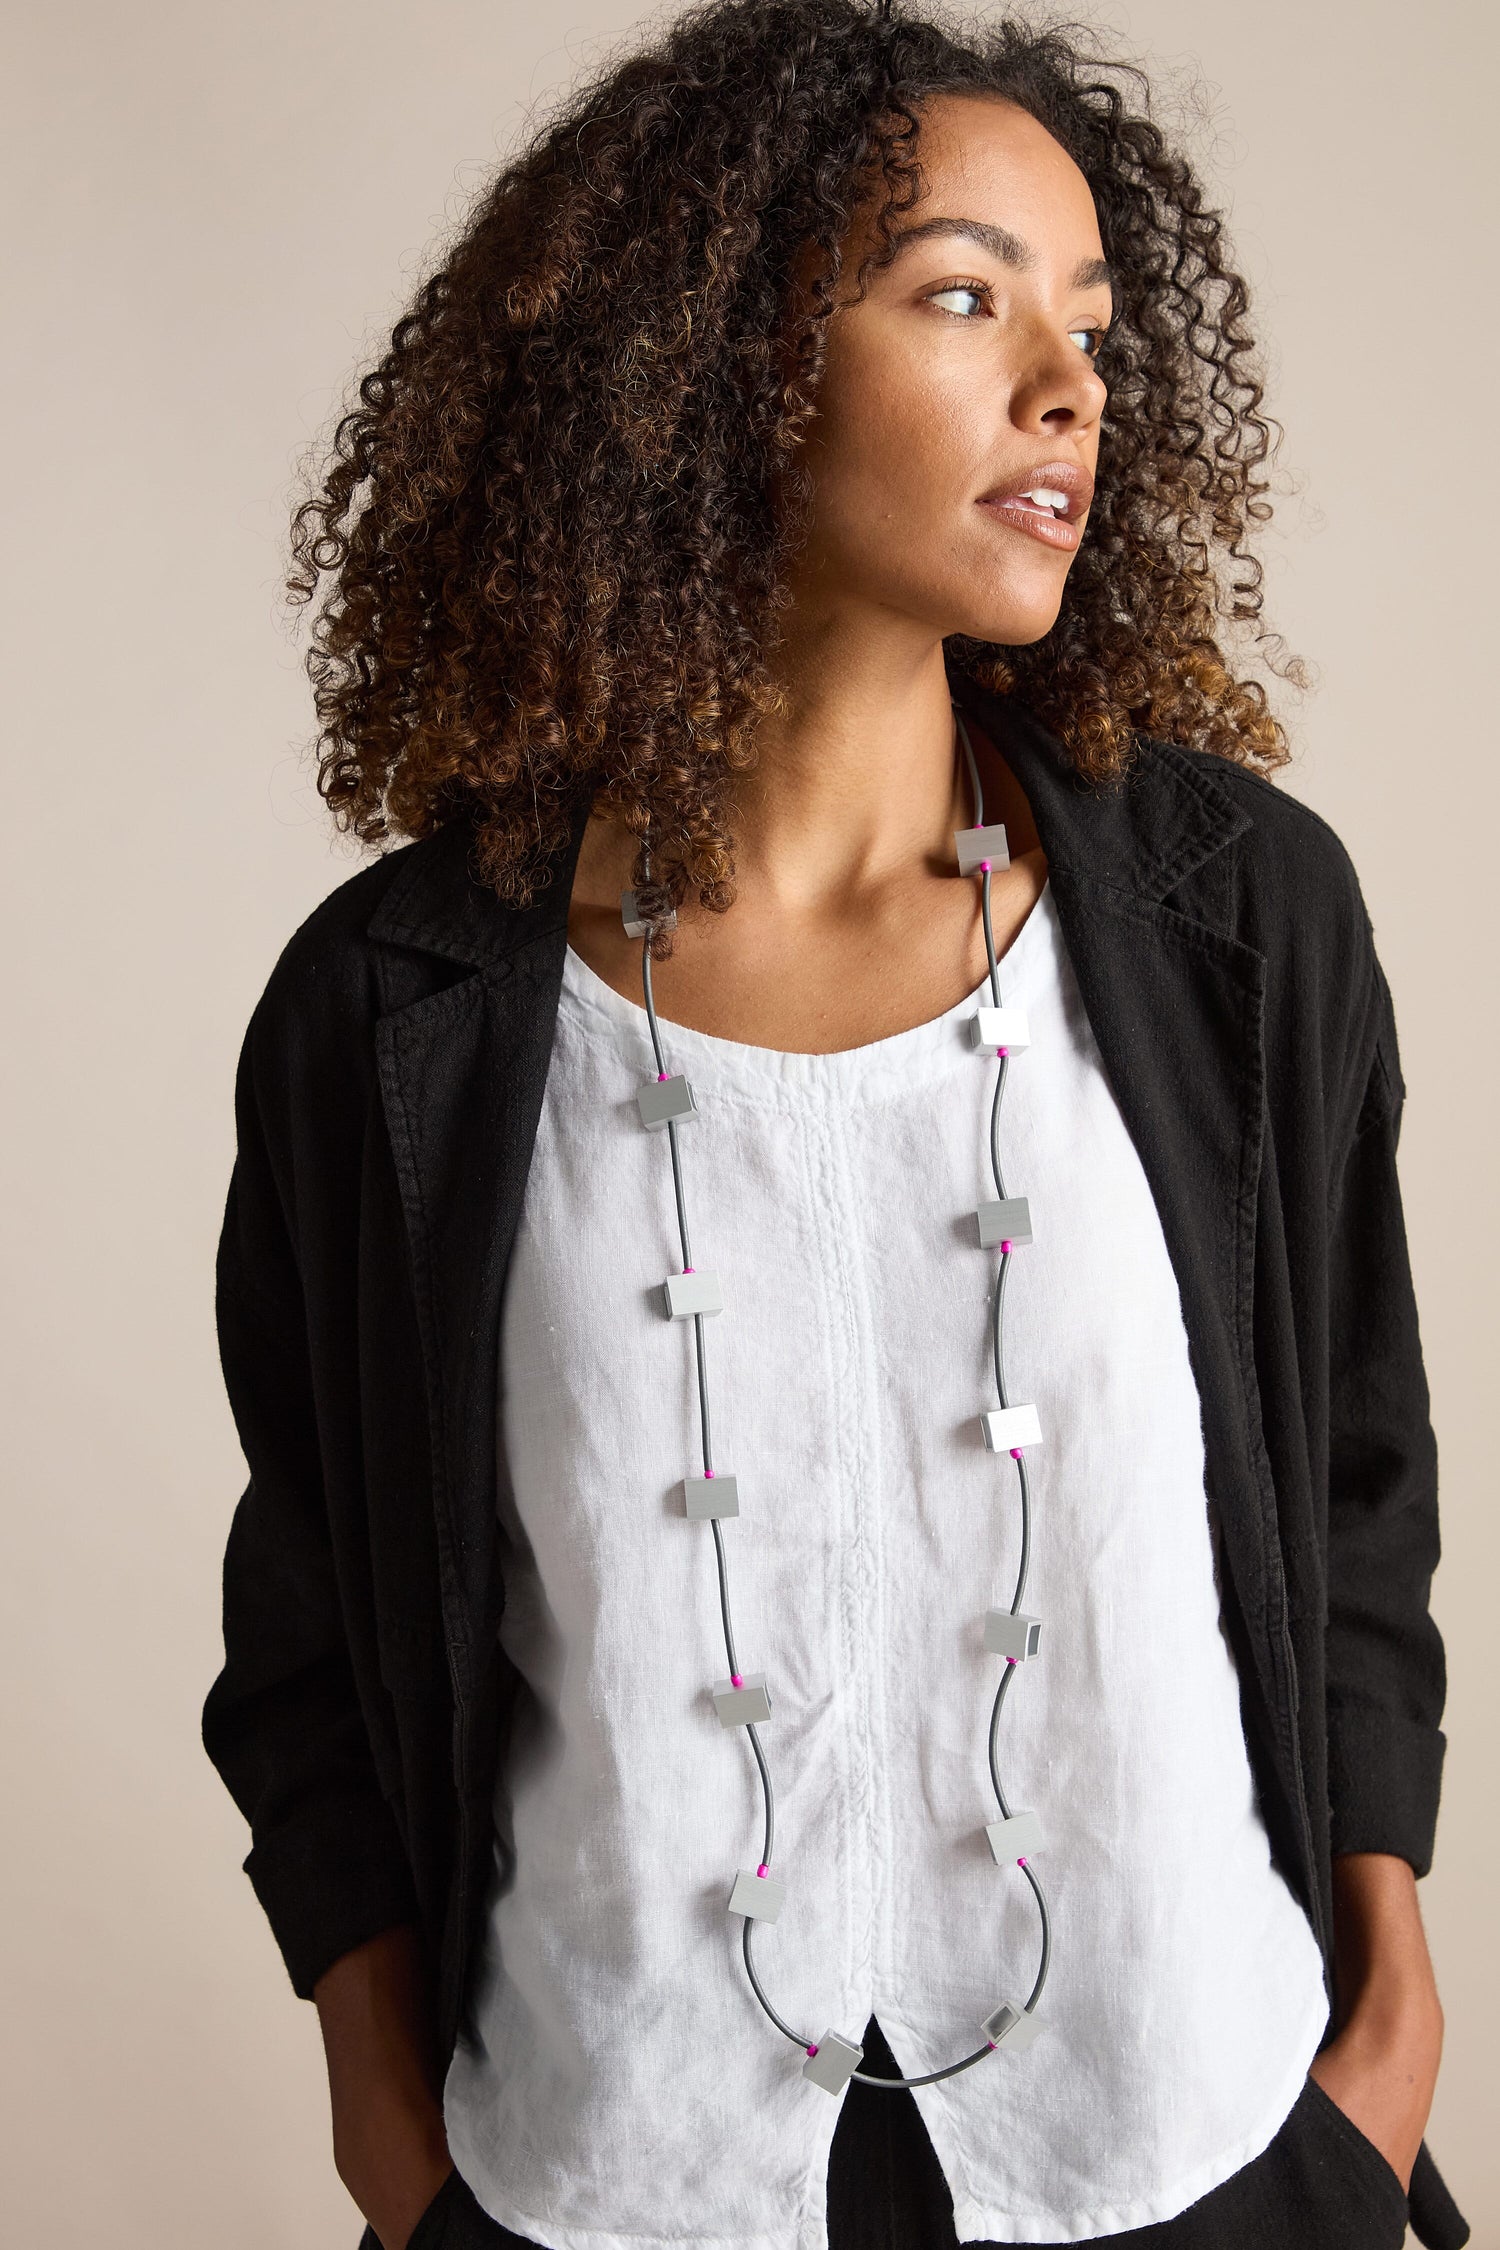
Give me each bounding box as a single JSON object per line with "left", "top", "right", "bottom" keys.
{"left": 404, "top": 2165, "right": 464, "bottom": 2250}
{"left": 1302, "top": 2071, "right": 1410, "bottom": 2215}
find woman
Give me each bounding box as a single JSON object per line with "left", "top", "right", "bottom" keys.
{"left": 202, "top": 4, "right": 1468, "bottom": 2247}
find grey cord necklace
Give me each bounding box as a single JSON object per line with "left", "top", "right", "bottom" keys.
{"left": 620, "top": 705, "right": 1050, "bottom": 2094}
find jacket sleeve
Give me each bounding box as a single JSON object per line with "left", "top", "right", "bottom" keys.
{"left": 202, "top": 977, "right": 419, "bottom": 1999}
{"left": 1323, "top": 947, "right": 1447, "bottom": 1875}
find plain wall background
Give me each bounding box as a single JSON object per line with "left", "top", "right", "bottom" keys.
{"left": 2, "top": 2, "right": 1493, "bottom": 2243}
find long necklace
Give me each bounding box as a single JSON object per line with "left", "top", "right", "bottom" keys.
{"left": 621, "top": 706, "right": 1050, "bottom": 2093}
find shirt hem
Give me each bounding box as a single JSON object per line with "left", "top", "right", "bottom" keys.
{"left": 946, "top": 1984, "right": 1332, "bottom": 2244}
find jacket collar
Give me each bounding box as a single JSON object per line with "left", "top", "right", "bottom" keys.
{"left": 950, "top": 671, "right": 1252, "bottom": 905}
{"left": 366, "top": 676, "right": 1252, "bottom": 969}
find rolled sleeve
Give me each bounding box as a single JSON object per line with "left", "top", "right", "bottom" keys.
{"left": 1323, "top": 955, "right": 1447, "bottom": 1875}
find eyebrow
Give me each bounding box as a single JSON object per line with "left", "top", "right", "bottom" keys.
{"left": 884, "top": 216, "right": 1113, "bottom": 294}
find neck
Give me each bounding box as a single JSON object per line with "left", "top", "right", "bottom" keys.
{"left": 729, "top": 606, "right": 982, "bottom": 916}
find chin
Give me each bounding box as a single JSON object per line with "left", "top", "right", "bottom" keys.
{"left": 947, "top": 596, "right": 1066, "bottom": 648}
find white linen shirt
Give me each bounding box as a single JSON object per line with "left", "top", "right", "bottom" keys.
{"left": 442, "top": 880, "right": 1330, "bottom": 2248}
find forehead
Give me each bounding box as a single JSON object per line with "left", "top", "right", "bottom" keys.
{"left": 900, "top": 93, "right": 1102, "bottom": 257}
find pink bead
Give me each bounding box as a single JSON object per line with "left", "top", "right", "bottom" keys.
{"left": 997, "top": 1045, "right": 1010, "bottom": 1059}
{"left": 757, "top": 1863, "right": 768, "bottom": 1878}
{"left": 704, "top": 1468, "right": 715, "bottom": 1478}
{"left": 1017, "top": 1856, "right": 1028, "bottom": 1867}
{"left": 807, "top": 2043, "right": 819, "bottom": 2058}
{"left": 978, "top": 858, "right": 991, "bottom": 873}
{"left": 1010, "top": 1446, "right": 1024, "bottom": 1459}
{"left": 1000, "top": 1239, "right": 1012, "bottom": 1255}
{"left": 684, "top": 1265, "right": 695, "bottom": 1274}
{"left": 657, "top": 1070, "right": 669, "bottom": 1081}
{"left": 1006, "top": 1655, "right": 1017, "bottom": 1666}
{"left": 731, "top": 1673, "right": 743, "bottom": 1688}
{"left": 987, "top": 2039, "right": 997, "bottom": 2050}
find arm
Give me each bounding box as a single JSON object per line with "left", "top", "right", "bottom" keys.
{"left": 315, "top": 1928, "right": 455, "bottom": 2250}
{"left": 1310, "top": 951, "right": 1449, "bottom": 2191}
{"left": 1310, "top": 1853, "right": 1443, "bottom": 2193}
{"left": 202, "top": 979, "right": 418, "bottom": 1994}
{"left": 1321, "top": 951, "right": 1446, "bottom": 1878}
{"left": 203, "top": 972, "right": 452, "bottom": 2236}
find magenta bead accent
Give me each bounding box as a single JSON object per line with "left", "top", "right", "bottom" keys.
{"left": 987, "top": 2039, "right": 997, "bottom": 2050}
{"left": 731, "top": 1672, "right": 743, "bottom": 1688}
{"left": 657, "top": 1070, "right": 669, "bottom": 1081}
{"left": 978, "top": 858, "right": 991, "bottom": 873}
{"left": 1000, "top": 1239, "right": 1013, "bottom": 1255}
{"left": 757, "top": 1863, "right": 768, "bottom": 1878}
{"left": 807, "top": 2043, "right": 819, "bottom": 2058}
{"left": 704, "top": 1467, "right": 715, "bottom": 1478}
{"left": 997, "top": 1045, "right": 1010, "bottom": 1059}
{"left": 1006, "top": 1655, "right": 1018, "bottom": 1666}
{"left": 684, "top": 1264, "right": 695, "bottom": 1274}
{"left": 1010, "top": 1446, "right": 1024, "bottom": 1459}
{"left": 1017, "top": 1856, "right": 1028, "bottom": 1867}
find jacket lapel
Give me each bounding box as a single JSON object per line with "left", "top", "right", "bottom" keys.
{"left": 366, "top": 812, "right": 589, "bottom": 1970}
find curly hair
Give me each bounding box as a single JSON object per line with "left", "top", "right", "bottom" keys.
{"left": 288, "top": 0, "right": 1300, "bottom": 922}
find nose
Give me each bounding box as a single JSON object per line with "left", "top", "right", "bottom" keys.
{"left": 1009, "top": 323, "right": 1107, "bottom": 439}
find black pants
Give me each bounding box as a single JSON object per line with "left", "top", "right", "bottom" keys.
{"left": 386, "top": 2016, "right": 1411, "bottom": 2250}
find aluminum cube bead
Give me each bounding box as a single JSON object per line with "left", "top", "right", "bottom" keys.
{"left": 620, "top": 889, "right": 678, "bottom": 938}
{"left": 982, "top": 2001, "right": 1041, "bottom": 2053}
{"left": 637, "top": 1074, "right": 699, "bottom": 1130}
{"left": 663, "top": 1269, "right": 724, "bottom": 1320}
{"left": 976, "top": 1196, "right": 1033, "bottom": 1249}
{"left": 802, "top": 2030, "right": 864, "bottom": 2094}
{"left": 979, "top": 1402, "right": 1043, "bottom": 1452}
{"left": 970, "top": 1005, "right": 1031, "bottom": 1055}
{"left": 727, "top": 1868, "right": 786, "bottom": 1922}
{"left": 712, "top": 1672, "right": 771, "bottom": 1726}
{"left": 682, "top": 1471, "right": 739, "bottom": 1520}
{"left": 954, "top": 822, "right": 1012, "bottom": 877}
{"left": 986, "top": 1809, "right": 1043, "bottom": 1864}
{"left": 984, "top": 1610, "right": 1042, "bottom": 1660}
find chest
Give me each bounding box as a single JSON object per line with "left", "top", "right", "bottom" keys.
{"left": 565, "top": 850, "right": 1049, "bottom": 1054}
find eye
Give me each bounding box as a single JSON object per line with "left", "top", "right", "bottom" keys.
{"left": 1069, "top": 325, "right": 1108, "bottom": 360}
{"left": 926, "top": 281, "right": 989, "bottom": 319}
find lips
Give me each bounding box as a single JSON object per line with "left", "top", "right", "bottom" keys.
{"left": 976, "top": 460, "right": 1094, "bottom": 552}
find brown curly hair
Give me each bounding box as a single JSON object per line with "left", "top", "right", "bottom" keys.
{"left": 288, "top": 0, "right": 1299, "bottom": 920}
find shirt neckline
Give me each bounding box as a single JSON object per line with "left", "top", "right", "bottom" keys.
{"left": 558, "top": 878, "right": 1055, "bottom": 1105}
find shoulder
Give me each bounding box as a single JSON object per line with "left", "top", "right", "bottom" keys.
{"left": 239, "top": 830, "right": 473, "bottom": 1089}
{"left": 1163, "top": 742, "right": 1373, "bottom": 941}
{"left": 1160, "top": 741, "right": 1401, "bottom": 1125}
{"left": 246, "top": 846, "right": 409, "bottom": 1059}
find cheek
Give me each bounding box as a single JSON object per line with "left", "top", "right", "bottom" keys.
{"left": 810, "top": 340, "right": 997, "bottom": 542}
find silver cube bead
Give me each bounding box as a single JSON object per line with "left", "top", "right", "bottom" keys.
{"left": 802, "top": 2030, "right": 864, "bottom": 2094}
{"left": 970, "top": 1005, "right": 1031, "bottom": 1055}
{"left": 979, "top": 1402, "right": 1043, "bottom": 1452}
{"left": 637, "top": 1074, "right": 699, "bottom": 1129}
{"left": 976, "top": 1196, "right": 1033, "bottom": 1249}
{"left": 986, "top": 1808, "right": 1043, "bottom": 1864}
{"left": 682, "top": 1471, "right": 739, "bottom": 1520}
{"left": 621, "top": 889, "right": 678, "bottom": 939}
{"left": 954, "top": 822, "right": 1012, "bottom": 877}
{"left": 663, "top": 1269, "right": 724, "bottom": 1320}
{"left": 727, "top": 1868, "right": 786, "bottom": 1922}
{"left": 984, "top": 1609, "right": 1042, "bottom": 1660}
{"left": 712, "top": 1671, "right": 771, "bottom": 1726}
{"left": 982, "top": 2001, "right": 1041, "bottom": 2052}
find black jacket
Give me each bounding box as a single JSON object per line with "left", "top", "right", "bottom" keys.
{"left": 203, "top": 677, "right": 1468, "bottom": 2247}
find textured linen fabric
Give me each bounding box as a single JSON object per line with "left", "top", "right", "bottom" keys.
{"left": 388, "top": 2072, "right": 1413, "bottom": 2250}
{"left": 442, "top": 881, "right": 1330, "bottom": 2249}
{"left": 391, "top": 2070, "right": 1421, "bottom": 2250}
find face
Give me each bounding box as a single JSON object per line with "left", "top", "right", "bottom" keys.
{"left": 788, "top": 94, "right": 1111, "bottom": 646}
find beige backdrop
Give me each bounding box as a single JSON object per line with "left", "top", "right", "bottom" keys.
{"left": 3, "top": 2, "right": 1492, "bottom": 2243}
